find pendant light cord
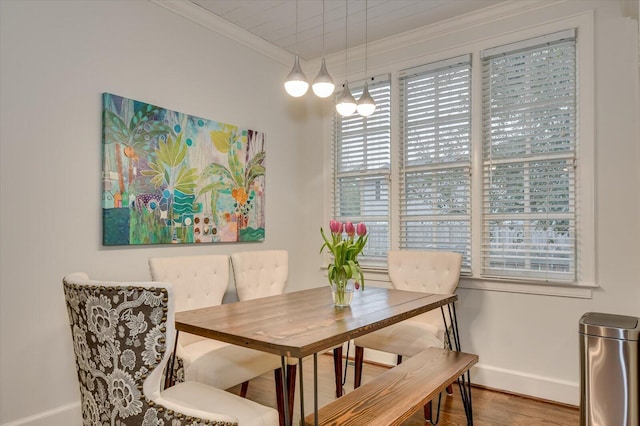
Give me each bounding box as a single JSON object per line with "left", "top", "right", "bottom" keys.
{"left": 364, "top": 0, "right": 368, "bottom": 78}
{"left": 345, "top": 0, "right": 349, "bottom": 82}
{"left": 322, "top": 0, "right": 326, "bottom": 56}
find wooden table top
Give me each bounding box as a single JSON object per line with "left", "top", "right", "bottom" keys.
{"left": 175, "top": 286, "right": 457, "bottom": 358}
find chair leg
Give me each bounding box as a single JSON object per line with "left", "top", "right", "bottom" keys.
{"left": 287, "top": 364, "right": 296, "bottom": 423}
{"left": 397, "top": 354, "right": 403, "bottom": 365}
{"left": 274, "top": 365, "right": 297, "bottom": 426}
{"left": 446, "top": 383, "right": 454, "bottom": 395}
{"left": 333, "top": 346, "right": 343, "bottom": 397}
{"left": 424, "top": 400, "right": 431, "bottom": 420}
{"left": 274, "top": 369, "right": 285, "bottom": 426}
{"left": 354, "top": 346, "right": 364, "bottom": 389}
{"left": 240, "top": 380, "right": 249, "bottom": 398}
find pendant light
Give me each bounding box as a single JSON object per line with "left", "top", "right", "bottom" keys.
{"left": 336, "top": 82, "right": 357, "bottom": 116}
{"left": 312, "top": 0, "right": 335, "bottom": 98}
{"left": 357, "top": 0, "right": 376, "bottom": 116}
{"left": 336, "top": 0, "right": 357, "bottom": 116}
{"left": 284, "top": 0, "right": 309, "bottom": 97}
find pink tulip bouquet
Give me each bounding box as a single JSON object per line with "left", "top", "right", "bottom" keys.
{"left": 320, "top": 220, "right": 368, "bottom": 305}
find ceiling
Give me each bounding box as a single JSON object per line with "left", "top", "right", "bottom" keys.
{"left": 189, "top": 0, "right": 509, "bottom": 61}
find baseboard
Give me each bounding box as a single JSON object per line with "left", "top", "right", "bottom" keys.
{"left": 466, "top": 363, "right": 579, "bottom": 406}
{"left": 352, "top": 348, "right": 580, "bottom": 406}
{"left": 1, "top": 402, "right": 81, "bottom": 426}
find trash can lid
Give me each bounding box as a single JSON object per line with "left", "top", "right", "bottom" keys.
{"left": 579, "top": 312, "right": 640, "bottom": 340}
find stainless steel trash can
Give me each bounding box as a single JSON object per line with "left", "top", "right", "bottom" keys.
{"left": 580, "top": 312, "right": 640, "bottom": 426}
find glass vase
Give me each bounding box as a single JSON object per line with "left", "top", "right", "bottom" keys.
{"left": 330, "top": 277, "right": 355, "bottom": 307}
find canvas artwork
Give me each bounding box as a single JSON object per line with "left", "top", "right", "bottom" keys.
{"left": 102, "top": 93, "right": 266, "bottom": 245}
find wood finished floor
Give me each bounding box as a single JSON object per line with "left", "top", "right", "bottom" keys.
{"left": 229, "top": 354, "right": 579, "bottom": 425}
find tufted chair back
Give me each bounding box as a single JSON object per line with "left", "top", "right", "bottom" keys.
{"left": 387, "top": 250, "right": 462, "bottom": 294}
{"left": 149, "top": 255, "right": 229, "bottom": 311}
{"left": 149, "top": 255, "right": 230, "bottom": 347}
{"left": 62, "top": 273, "right": 239, "bottom": 425}
{"left": 231, "top": 250, "right": 288, "bottom": 301}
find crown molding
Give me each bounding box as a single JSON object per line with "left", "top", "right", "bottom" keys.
{"left": 152, "top": 0, "right": 566, "bottom": 72}
{"left": 149, "top": 0, "right": 294, "bottom": 67}
{"left": 316, "top": 0, "right": 566, "bottom": 71}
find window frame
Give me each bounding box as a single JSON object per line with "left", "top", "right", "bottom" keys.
{"left": 326, "top": 11, "right": 596, "bottom": 298}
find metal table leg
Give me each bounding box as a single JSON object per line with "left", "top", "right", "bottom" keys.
{"left": 165, "top": 330, "right": 179, "bottom": 390}
{"left": 281, "top": 356, "right": 291, "bottom": 426}
{"left": 314, "top": 353, "right": 319, "bottom": 426}
{"left": 298, "top": 357, "right": 304, "bottom": 426}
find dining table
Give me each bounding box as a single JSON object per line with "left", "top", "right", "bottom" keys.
{"left": 173, "top": 285, "right": 459, "bottom": 426}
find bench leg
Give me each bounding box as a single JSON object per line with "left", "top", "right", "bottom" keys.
{"left": 333, "top": 346, "right": 343, "bottom": 397}
{"left": 354, "top": 346, "right": 364, "bottom": 389}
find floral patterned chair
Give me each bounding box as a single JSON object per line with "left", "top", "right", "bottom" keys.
{"left": 63, "top": 272, "right": 279, "bottom": 426}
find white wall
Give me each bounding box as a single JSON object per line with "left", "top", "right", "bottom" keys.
{"left": 304, "top": 0, "right": 640, "bottom": 406}
{"left": 1, "top": 0, "right": 639, "bottom": 425}
{"left": 0, "top": 1, "right": 322, "bottom": 425}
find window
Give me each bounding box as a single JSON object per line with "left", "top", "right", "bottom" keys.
{"left": 481, "top": 30, "right": 577, "bottom": 283}
{"left": 332, "top": 75, "right": 391, "bottom": 261}
{"left": 328, "top": 22, "right": 592, "bottom": 292}
{"left": 399, "top": 56, "right": 472, "bottom": 273}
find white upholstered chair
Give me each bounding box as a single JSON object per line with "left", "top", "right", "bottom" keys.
{"left": 230, "top": 250, "right": 295, "bottom": 415}
{"left": 353, "top": 250, "right": 463, "bottom": 389}
{"left": 231, "top": 250, "right": 289, "bottom": 301}
{"left": 148, "top": 255, "right": 286, "bottom": 423}
{"left": 63, "top": 272, "right": 279, "bottom": 426}
{"left": 230, "top": 250, "right": 347, "bottom": 399}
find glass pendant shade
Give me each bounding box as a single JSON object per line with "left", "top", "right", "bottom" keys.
{"left": 356, "top": 82, "right": 376, "bottom": 116}
{"left": 284, "top": 55, "right": 309, "bottom": 97}
{"left": 336, "top": 81, "right": 357, "bottom": 116}
{"left": 312, "top": 58, "right": 335, "bottom": 98}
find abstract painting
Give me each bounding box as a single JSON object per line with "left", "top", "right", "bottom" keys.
{"left": 102, "top": 93, "right": 265, "bottom": 245}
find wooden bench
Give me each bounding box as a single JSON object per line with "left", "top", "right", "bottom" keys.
{"left": 304, "top": 347, "right": 478, "bottom": 426}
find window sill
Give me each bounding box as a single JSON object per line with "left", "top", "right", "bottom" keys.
{"left": 323, "top": 264, "right": 597, "bottom": 299}
{"left": 458, "top": 277, "right": 597, "bottom": 299}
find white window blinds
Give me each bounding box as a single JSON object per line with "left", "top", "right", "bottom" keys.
{"left": 481, "top": 29, "right": 577, "bottom": 282}
{"left": 333, "top": 76, "right": 391, "bottom": 260}
{"left": 399, "top": 56, "right": 472, "bottom": 273}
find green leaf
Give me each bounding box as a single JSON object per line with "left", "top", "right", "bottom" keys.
{"left": 104, "top": 111, "right": 130, "bottom": 145}
{"left": 197, "top": 182, "right": 226, "bottom": 200}
{"left": 201, "top": 163, "right": 234, "bottom": 185}
{"left": 210, "top": 130, "right": 231, "bottom": 153}
{"left": 227, "top": 150, "right": 245, "bottom": 188}
{"left": 151, "top": 174, "right": 163, "bottom": 187}
{"left": 246, "top": 150, "right": 265, "bottom": 170}
{"left": 174, "top": 166, "right": 199, "bottom": 194}
{"left": 129, "top": 103, "right": 160, "bottom": 132}
{"left": 245, "top": 164, "right": 265, "bottom": 187}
